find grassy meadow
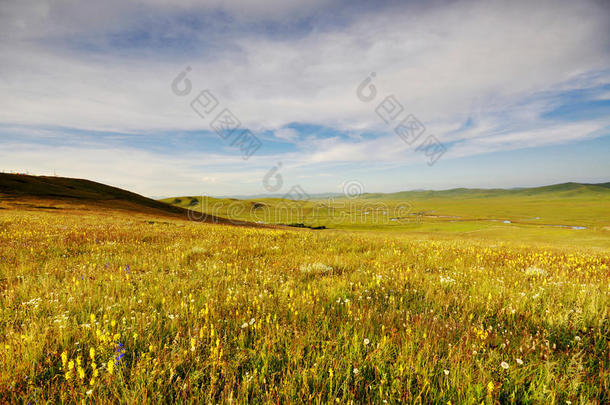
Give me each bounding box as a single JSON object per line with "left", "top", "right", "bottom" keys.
{"left": 162, "top": 182, "right": 610, "bottom": 249}
{"left": 1, "top": 203, "right": 609, "bottom": 403}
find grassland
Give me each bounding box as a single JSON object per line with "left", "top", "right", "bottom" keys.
{"left": 1, "top": 176, "right": 609, "bottom": 403}
{"left": 1, "top": 206, "right": 609, "bottom": 403}
{"left": 163, "top": 182, "right": 610, "bottom": 249}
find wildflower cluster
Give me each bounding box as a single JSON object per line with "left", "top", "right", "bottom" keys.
{"left": 0, "top": 209, "right": 607, "bottom": 403}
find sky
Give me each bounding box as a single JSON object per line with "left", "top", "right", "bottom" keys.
{"left": 0, "top": 0, "right": 609, "bottom": 198}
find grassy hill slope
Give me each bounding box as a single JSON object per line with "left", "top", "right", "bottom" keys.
{"left": 0, "top": 173, "right": 260, "bottom": 227}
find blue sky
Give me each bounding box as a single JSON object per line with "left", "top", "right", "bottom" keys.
{"left": 0, "top": 0, "right": 609, "bottom": 197}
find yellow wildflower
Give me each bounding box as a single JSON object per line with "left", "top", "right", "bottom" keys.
{"left": 61, "top": 351, "right": 68, "bottom": 368}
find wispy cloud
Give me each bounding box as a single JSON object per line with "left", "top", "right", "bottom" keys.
{"left": 0, "top": 0, "right": 609, "bottom": 194}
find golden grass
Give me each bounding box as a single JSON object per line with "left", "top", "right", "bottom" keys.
{"left": 0, "top": 208, "right": 608, "bottom": 403}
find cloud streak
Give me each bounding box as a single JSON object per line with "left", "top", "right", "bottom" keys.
{"left": 0, "top": 0, "right": 609, "bottom": 194}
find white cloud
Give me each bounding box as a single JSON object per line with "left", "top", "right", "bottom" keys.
{"left": 593, "top": 90, "right": 610, "bottom": 101}
{"left": 273, "top": 128, "right": 299, "bottom": 142}
{"left": 0, "top": 0, "right": 609, "bottom": 194}
{"left": 449, "top": 121, "right": 606, "bottom": 158}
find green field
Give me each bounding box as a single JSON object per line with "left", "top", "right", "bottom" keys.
{"left": 162, "top": 182, "right": 610, "bottom": 249}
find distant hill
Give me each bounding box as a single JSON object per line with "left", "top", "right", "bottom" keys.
{"left": 167, "top": 182, "right": 610, "bottom": 203}
{"left": 355, "top": 182, "right": 610, "bottom": 200}
{"left": 217, "top": 192, "right": 345, "bottom": 200}
{"left": 0, "top": 173, "right": 261, "bottom": 227}
{"left": 162, "top": 181, "right": 610, "bottom": 228}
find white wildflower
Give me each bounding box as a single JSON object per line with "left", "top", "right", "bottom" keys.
{"left": 299, "top": 263, "right": 333, "bottom": 276}
{"left": 524, "top": 266, "right": 546, "bottom": 277}
{"left": 440, "top": 276, "right": 456, "bottom": 285}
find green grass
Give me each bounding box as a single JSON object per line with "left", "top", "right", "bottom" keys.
{"left": 163, "top": 182, "right": 610, "bottom": 249}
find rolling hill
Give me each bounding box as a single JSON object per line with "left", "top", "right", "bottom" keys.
{"left": 163, "top": 182, "right": 610, "bottom": 240}
{"left": 356, "top": 182, "right": 610, "bottom": 200}
{"left": 0, "top": 173, "right": 259, "bottom": 226}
